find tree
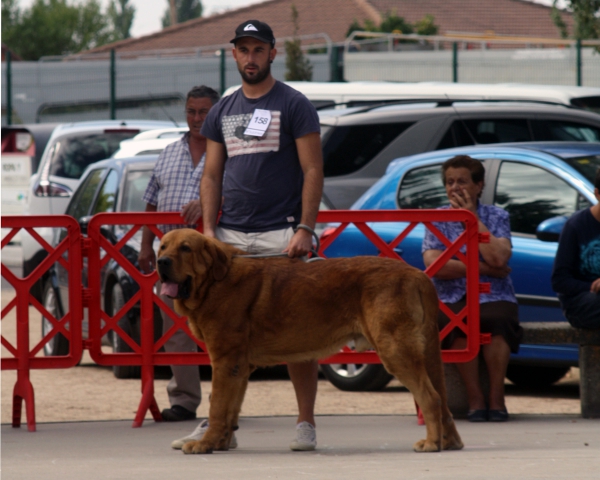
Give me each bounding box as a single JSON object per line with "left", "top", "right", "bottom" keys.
{"left": 162, "top": 0, "right": 202, "bottom": 28}
{"left": 108, "top": 0, "right": 135, "bottom": 41}
{"left": 552, "top": 0, "right": 600, "bottom": 40}
{"left": 346, "top": 11, "right": 439, "bottom": 38}
{"left": 1, "top": 0, "right": 116, "bottom": 60}
{"left": 284, "top": 4, "right": 313, "bottom": 81}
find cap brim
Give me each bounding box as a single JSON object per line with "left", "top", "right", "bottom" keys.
{"left": 230, "top": 33, "right": 273, "bottom": 45}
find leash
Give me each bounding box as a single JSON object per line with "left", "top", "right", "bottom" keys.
{"left": 232, "top": 224, "right": 324, "bottom": 261}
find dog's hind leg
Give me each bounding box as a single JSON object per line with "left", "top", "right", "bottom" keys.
{"left": 418, "top": 282, "right": 464, "bottom": 451}
{"left": 377, "top": 342, "right": 444, "bottom": 452}
{"left": 182, "top": 356, "right": 251, "bottom": 454}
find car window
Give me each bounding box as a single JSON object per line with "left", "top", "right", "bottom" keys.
{"left": 92, "top": 169, "right": 119, "bottom": 215}
{"left": 561, "top": 154, "right": 600, "bottom": 184}
{"left": 397, "top": 164, "right": 448, "bottom": 209}
{"left": 494, "top": 161, "right": 583, "bottom": 235}
{"left": 532, "top": 120, "right": 600, "bottom": 142}
{"left": 436, "top": 119, "right": 532, "bottom": 149}
{"left": 66, "top": 168, "right": 106, "bottom": 220}
{"left": 322, "top": 123, "right": 414, "bottom": 176}
{"left": 122, "top": 170, "right": 153, "bottom": 212}
{"left": 48, "top": 132, "right": 138, "bottom": 180}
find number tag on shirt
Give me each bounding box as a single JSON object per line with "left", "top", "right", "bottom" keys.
{"left": 244, "top": 109, "right": 272, "bottom": 137}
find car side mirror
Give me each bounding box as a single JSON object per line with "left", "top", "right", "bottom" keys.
{"left": 78, "top": 216, "right": 92, "bottom": 236}
{"left": 536, "top": 215, "right": 568, "bottom": 242}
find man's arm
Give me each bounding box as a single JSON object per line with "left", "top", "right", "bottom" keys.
{"left": 200, "top": 138, "right": 227, "bottom": 238}
{"left": 285, "top": 132, "right": 324, "bottom": 257}
{"left": 138, "top": 203, "right": 158, "bottom": 273}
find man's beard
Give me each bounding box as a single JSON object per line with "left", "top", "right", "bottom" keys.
{"left": 238, "top": 61, "right": 271, "bottom": 85}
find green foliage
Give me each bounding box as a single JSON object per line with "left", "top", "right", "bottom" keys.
{"left": 414, "top": 14, "right": 439, "bottom": 36}
{"left": 1, "top": 0, "right": 135, "bottom": 60}
{"left": 108, "top": 0, "right": 135, "bottom": 41}
{"left": 284, "top": 4, "right": 313, "bottom": 81}
{"left": 552, "top": 0, "right": 600, "bottom": 40}
{"left": 347, "top": 11, "right": 439, "bottom": 38}
{"left": 162, "top": 0, "right": 202, "bottom": 28}
{"left": 379, "top": 11, "right": 413, "bottom": 34}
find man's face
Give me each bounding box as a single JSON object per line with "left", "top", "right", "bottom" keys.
{"left": 185, "top": 96, "right": 213, "bottom": 140}
{"left": 232, "top": 37, "right": 276, "bottom": 85}
{"left": 444, "top": 167, "right": 483, "bottom": 204}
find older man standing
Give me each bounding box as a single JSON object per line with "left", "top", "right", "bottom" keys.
{"left": 171, "top": 20, "right": 324, "bottom": 452}
{"left": 138, "top": 85, "right": 220, "bottom": 423}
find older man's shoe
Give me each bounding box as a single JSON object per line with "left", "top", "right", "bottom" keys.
{"left": 161, "top": 405, "right": 196, "bottom": 422}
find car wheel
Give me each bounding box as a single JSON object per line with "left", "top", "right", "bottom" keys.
{"left": 109, "top": 283, "right": 141, "bottom": 379}
{"left": 506, "top": 365, "right": 570, "bottom": 388}
{"left": 41, "top": 280, "right": 70, "bottom": 356}
{"left": 321, "top": 363, "right": 393, "bottom": 391}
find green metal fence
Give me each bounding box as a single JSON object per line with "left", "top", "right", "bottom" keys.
{"left": 2, "top": 32, "right": 599, "bottom": 125}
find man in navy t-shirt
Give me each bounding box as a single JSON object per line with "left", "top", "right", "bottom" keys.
{"left": 171, "top": 20, "right": 324, "bottom": 452}
{"left": 552, "top": 167, "right": 600, "bottom": 329}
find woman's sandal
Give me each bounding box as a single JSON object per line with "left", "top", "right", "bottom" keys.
{"left": 467, "top": 409, "right": 488, "bottom": 422}
{"left": 488, "top": 409, "right": 509, "bottom": 422}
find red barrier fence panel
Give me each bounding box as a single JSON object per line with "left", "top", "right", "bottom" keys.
{"left": 2, "top": 209, "right": 487, "bottom": 430}
{"left": 1, "top": 215, "right": 83, "bottom": 431}
{"left": 86, "top": 212, "right": 209, "bottom": 427}
{"left": 315, "top": 209, "right": 490, "bottom": 365}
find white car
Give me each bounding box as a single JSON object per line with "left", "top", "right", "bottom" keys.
{"left": 112, "top": 127, "right": 188, "bottom": 158}
{"left": 23, "top": 120, "right": 174, "bottom": 301}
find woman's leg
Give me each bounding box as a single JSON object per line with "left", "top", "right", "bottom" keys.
{"left": 451, "top": 337, "right": 486, "bottom": 411}
{"left": 481, "top": 335, "right": 511, "bottom": 411}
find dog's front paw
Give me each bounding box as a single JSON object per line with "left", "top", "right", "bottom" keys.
{"left": 182, "top": 440, "right": 214, "bottom": 454}
{"left": 413, "top": 438, "right": 441, "bottom": 452}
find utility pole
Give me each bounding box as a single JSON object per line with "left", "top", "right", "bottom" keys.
{"left": 169, "top": 0, "right": 177, "bottom": 25}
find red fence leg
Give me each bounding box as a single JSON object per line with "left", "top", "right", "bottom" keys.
{"left": 132, "top": 366, "right": 162, "bottom": 427}
{"left": 12, "top": 371, "right": 36, "bottom": 431}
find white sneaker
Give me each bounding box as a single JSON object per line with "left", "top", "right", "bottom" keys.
{"left": 289, "top": 421, "right": 317, "bottom": 451}
{"left": 171, "top": 419, "right": 238, "bottom": 450}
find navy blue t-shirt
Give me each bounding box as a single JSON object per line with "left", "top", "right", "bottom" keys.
{"left": 201, "top": 81, "right": 320, "bottom": 232}
{"left": 552, "top": 207, "right": 600, "bottom": 298}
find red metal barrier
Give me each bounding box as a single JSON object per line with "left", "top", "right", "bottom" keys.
{"left": 315, "top": 210, "right": 490, "bottom": 365}
{"left": 86, "top": 212, "right": 207, "bottom": 427}
{"left": 2, "top": 209, "right": 487, "bottom": 430}
{"left": 1, "top": 216, "right": 83, "bottom": 431}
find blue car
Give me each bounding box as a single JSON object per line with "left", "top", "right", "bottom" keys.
{"left": 320, "top": 142, "right": 599, "bottom": 391}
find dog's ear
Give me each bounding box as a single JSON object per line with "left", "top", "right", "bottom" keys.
{"left": 204, "top": 239, "right": 229, "bottom": 281}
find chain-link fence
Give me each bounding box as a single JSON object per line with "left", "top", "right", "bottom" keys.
{"left": 2, "top": 32, "right": 600, "bottom": 126}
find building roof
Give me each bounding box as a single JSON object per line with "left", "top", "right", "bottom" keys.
{"left": 81, "top": 0, "right": 573, "bottom": 56}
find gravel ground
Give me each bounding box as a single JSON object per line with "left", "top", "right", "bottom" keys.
{"left": 1, "top": 290, "right": 581, "bottom": 425}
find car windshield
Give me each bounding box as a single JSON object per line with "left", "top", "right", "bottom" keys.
{"left": 49, "top": 131, "right": 139, "bottom": 179}
{"left": 122, "top": 169, "right": 153, "bottom": 212}
{"left": 559, "top": 154, "right": 600, "bottom": 184}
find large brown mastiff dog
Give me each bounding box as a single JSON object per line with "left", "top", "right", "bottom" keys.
{"left": 157, "top": 228, "right": 463, "bottom": 454}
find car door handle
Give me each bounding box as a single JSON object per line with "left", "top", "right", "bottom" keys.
{"left": 393, "top": 247, "right": 403, "bottom": 255}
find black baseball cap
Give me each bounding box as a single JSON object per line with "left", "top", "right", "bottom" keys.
{"left": 230, "top": 20, "right": 275, "bottom": 47}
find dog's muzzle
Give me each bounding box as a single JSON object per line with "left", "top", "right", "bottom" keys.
{"left": 157, "top": 257, "right": 192, "bottom": 299}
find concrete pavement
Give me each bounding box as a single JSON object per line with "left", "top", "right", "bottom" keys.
{"left": 2, "top": 414, "right": 600, "bottom": 479}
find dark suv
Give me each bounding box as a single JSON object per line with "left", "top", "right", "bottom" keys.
{"left": 319, "top": 101, "right": 600, "bottom": 209}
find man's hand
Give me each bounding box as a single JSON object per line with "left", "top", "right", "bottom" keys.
{"left": 181, "top": 199, "right": 202, "bottom": 224}
{"left": 480, "top": 262, "right": 512, "bottom": 278}
{"left": 138, "top": 244, "right": 156, "bottom": 274}
{"left": 284, "top": 229, "right": 313, "bottom": 258}
{"left": 591, "top": 278, "right": 600, "bottom": 294}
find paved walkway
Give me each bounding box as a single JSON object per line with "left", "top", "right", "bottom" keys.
{"left": 3, "top": 414, "right": 599, "bottom": 479}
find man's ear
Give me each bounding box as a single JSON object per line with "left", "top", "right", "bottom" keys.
{"left": 206, "top": 240, "right": 229, "bottom": 281}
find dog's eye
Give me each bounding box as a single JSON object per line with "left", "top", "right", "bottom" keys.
{"left": 180, "top": 245, "right": 192, "bottom": 253}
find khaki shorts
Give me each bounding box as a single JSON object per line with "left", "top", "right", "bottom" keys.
{"left": 215, "top": 226, "right": 294, "bottom": 255}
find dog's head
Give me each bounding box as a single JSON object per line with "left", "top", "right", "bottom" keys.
{"left": 157, "top": 229, "right": 230, "bottom": 299}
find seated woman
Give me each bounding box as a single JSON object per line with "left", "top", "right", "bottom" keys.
{"left": 421, "top": 155, "right": 522, "bottom": 422}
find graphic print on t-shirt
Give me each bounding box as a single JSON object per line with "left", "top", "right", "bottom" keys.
{"left": 580, "top": 237, "right": 600, "bottom": 279}
{"left": 221, "top": 111, "right": 281, "bottom": 157}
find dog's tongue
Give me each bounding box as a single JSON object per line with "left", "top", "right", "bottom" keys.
{"left": 160, "top": 282, "right": 179, "bottom": 298}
